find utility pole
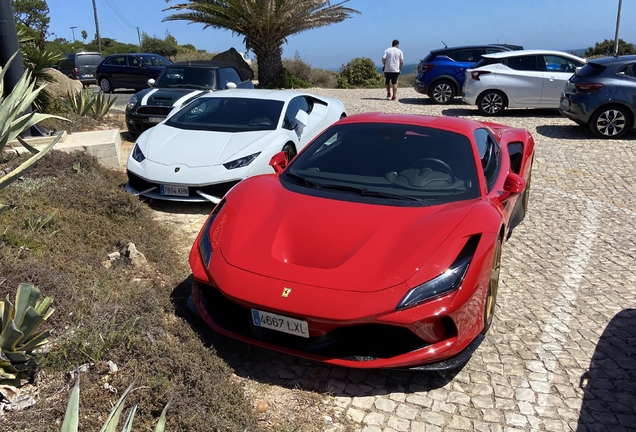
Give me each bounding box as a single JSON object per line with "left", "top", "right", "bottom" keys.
{"left": 136, "top": 26, "right": 141, "bottom": 49}
{"left": 614, "top": 0, "right": 622, "bottom": 56}
{"left": 92, "top": 0, "right": 102, "bottom": 55}
{"left": 70, "top": 25, "right": 78, "bottom": 42}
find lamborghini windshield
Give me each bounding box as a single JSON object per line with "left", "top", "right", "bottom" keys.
{"left": 283, "top": 123, "right": 480, "bottom": 205}
{"left": 165, "top": 97, "right": 284, "bottom": 132}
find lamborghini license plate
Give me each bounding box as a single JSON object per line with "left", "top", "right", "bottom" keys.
{"left": 160, "top": 184, "right": 188, "bottom": 197}
{"left": 251, "top": 309, "right": 309, "bottom": 338}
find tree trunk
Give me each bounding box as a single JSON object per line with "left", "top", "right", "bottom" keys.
{"left": 254, "top": 43, "right": 283, "bottom": 88}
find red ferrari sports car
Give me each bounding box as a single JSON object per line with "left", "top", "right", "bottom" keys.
{"left": 189, "top": 113, "right": 534, "bottom": 370}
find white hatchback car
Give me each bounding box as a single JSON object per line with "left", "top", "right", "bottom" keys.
{"left": 462, "top": 50, "right": 586, "bottom": 115}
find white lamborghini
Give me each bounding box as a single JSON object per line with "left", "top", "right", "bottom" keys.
{"left": 125, "top": 89, "right": 346, "bottom": 203}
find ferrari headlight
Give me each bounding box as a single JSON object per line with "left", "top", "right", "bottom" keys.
{"left": 126, "top": 95, "right": 138, "bottom": 111}
{"left": 396, "top": 256, "right": 472, "bottom": 311}
{"left": 223, "top": 152, "right": 261, "bottom": 170}
{"left": 198, "top": 199, "right": 225, "bottom": 268}
{"left": 131, "top": 143, "right": 145, "bottom": 162}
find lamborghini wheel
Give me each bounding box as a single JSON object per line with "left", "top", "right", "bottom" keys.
{"left": 482, "top": 238, "right": 501, "bottom": 334}
{"left": 282, "top": 142, "right": 297, "bottom": 162}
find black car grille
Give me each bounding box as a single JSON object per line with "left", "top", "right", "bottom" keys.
{"left": 136, "top": 106, "right": 173, "bottom": 116}
{"left": 127, "top": 171, "right": 240, "bottom": 198}
{"left": 199, "top": 284, "right": 431, "bottom": 360}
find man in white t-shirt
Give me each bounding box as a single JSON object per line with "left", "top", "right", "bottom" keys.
{"left": 382, "top": 39, "right": 404, "bottom": 101}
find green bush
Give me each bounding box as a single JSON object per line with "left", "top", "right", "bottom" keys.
{"left": 337, "top": 57, "right": 384, "bottom": 89}
{"left": 266, "top": 67, "right": 312, "bottom": 89}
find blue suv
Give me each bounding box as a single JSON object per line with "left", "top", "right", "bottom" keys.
{"left": 414, "top": 44, "right": 523, "bottom": 104}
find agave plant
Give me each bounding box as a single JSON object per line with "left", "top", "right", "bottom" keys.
{"left": 0, "top": 284, "right": 54, "bottom": 386}
{"left": 0, "top": 50, "right": 67, "bottom": 213}
{"left": 92, "top": 91, "right": 117, "bottom": 119}
{"left": 61, "top": 374, "right": 170, "bottom": 432}
{"left": 68, "top": 89, "right": 95, "bottom": 117}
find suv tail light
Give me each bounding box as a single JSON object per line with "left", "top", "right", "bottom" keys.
{"left": 575, "top": 83, "right": 603, "bottom": 92}
{"left": 471, "top": 70, "right": 491, "bottom": 81}
{"left": 418, "top": 63, "right": 435, "bottom": 74}
{"left": 74, "top": 66, "right": 79, "bottom": 76}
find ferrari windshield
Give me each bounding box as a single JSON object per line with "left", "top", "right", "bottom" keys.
{"left": 156, "top": 66, "right": 218, "bottom": 90}
{"left": 165, "top": 97, "right": 284, "bottom": 132}
{"left": 284, "top": 123, "right": 480, "bottom": 205}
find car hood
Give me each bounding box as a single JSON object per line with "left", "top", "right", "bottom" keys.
{"left": 142, "top": 124, "right": 274, "bottom": 167}
{"left": 137, "top": 87, "right": 209, "bottom": 107}
{"left": 218, "top": 176, "right": 478, "bottom": 293}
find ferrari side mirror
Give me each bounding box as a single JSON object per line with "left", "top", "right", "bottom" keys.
{"left": 269, "top": 151, "right": 288, "bottom": 174}
{"left": 499, "top": 172, "right": 526, "bottom": 202}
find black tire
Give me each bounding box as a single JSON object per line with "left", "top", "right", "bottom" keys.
{"left": 589, "top": 104, "right": 633, "bottom": 139}
{"left": 477, "top": 90, "right": 507, "bottom": 116}
{"left": 482, "top": 238, "right": 502, "bottom": 334}
{"left": 428, "top": 80, "right": 455, "bottom": 104}
{"left": 99, "top": 77, "right": 113, "bottom": 94}
{"left": 282, "top": 142, "right": 297, "bottom": 162}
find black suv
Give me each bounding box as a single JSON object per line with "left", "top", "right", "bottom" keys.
{"left": 560, "top": 55, "right": 636, "bottom": 139}
{"left": 414, "top": 44, "right": 523, "bottom": 104}
{"left": 56, "top": 52, "right": 104, "bottom": 87}
{"left": 96, "top": 53, "right": 172, "bottom": 93}
{"left": 125, "top": 60, "right": 255, "bottom": 134}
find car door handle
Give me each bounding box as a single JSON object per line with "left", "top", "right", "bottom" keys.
{"left": 548, "top": 76, "right": 556, "bottom": 81}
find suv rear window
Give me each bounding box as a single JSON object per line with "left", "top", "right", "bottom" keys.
{"left": 76, "top": 54, "right": 103, "bottom": 66}
{"left": 575, "top": 63, "right": 607, "bottom": 78}
{"left": 473, "top": 57, "right": 502, "bottom": 68}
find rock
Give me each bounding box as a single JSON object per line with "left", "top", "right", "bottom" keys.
{"left": 120, "top": 242, "right": 147, "bottom": 268}
{"left": 39, "top": 68, "right": 82, "bottom": 98}
{"left": 256, "top": 401, "right": 269, "bottom": 413}
{"left": 107, "top": 360, "right": 118, "bottom": 373}
{"left": 68, "top": 363, "right": 91, "bottom": 380}
{"left": 107, "top": 251, "right": 120, "bottom": 261}
{"left": 103, "top": 382, "right": 117, "bottom": 394}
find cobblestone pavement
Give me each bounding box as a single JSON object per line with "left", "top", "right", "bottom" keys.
{"left": 146, "top": 88, "right": 636, "bottom": 432}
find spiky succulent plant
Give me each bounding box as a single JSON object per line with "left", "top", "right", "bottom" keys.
{"left": 0, "top": 283, "right": 54, "bottom": 386}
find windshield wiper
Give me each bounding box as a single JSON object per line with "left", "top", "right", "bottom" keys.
{"left": 318, "top": 183, "right": 422, "bottom": 202}
{"left": 285, "top": 172, "right": 322, "bottom": 188}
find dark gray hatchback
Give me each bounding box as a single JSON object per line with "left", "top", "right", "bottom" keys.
{"left": 560, "top": 55, "right": 636, "bottom": 139}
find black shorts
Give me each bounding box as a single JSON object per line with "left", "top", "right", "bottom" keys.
{"left": 385, "top": 72, "right": 400, "bottom": 85}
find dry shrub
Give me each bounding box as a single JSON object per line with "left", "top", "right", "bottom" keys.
{"left": 0, "top": 150, "right": 257, "bottom": 431}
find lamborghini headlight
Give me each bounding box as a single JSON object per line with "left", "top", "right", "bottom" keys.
{"left": 131, "top": 143, "right": 145, "bottom": 162}
{"left": 223, "top": 152, "right": 261, "bottom": 170}
{"left": 396, "top": 256, "right": 472, "bottom": 311}
{"left": 126, "top": 95, "right": 138, "bottom": 111}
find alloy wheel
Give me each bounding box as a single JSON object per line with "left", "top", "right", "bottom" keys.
{"left": 480, "top": 93, "right": 504, "bottom": 115}
{"left": 100, "top": 78, "right": 111, "bottom": 93}
{"left": 432, "top": 83, "right": 453, "bottom": 104}
{"left": 484, "top": 239, "right": 501, "bottom": 331}
{"left": 596, "top": 109, "right": 627, "bottom": 137}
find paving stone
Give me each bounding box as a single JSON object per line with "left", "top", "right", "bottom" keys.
{"left": 347, "top": 408, "right": 366, "bottom": 423}
{"left": 405, "top": 394, "right": 432, "bottom": 408}
{"left": 363, "top": 412, "right": 384, "bottom": 426}
{"left": 421, "top": 411, "right": 445, "bottom": 426}
{"left": 351, "top": 396, "right": 375, "bottom": 410}
{"left": 374, "top": 398, "right": 396, "bottom": 413}
{"left": 505, "top": 412, "right": 527, "bottom": 427}
{"left": 515, "top": 388, "right": 536, "bottom": 402}
{"left": 386, "top": 415, "right": 410, "bottom": 432}
{"left": 395, "top": 404, "right": 418, "bottom": 420}
{"left": 472, "top": 396, "right": 494, "bottom": 409}
{"left": 448, "top": 415, "right": 472, "bottom": 430}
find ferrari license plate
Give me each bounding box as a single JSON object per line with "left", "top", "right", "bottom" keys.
{"left": 160, "top": 184, "right": 188, "bottom": 196}
{"left": 149, "top": 117, "right": 163, "bottom": 123}
{"left": 251, "top": 309, "right": 309, "bottom": 338}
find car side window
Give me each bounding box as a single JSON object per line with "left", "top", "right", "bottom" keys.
{"left": 127, "top": 56, "right": 140, "bottom": 67}
{"left": 543, "top": 55, "right": 582, "bottom": 73}
{"left": 453, "top": 50, "right": 479, "bottom": 62}
{"left": 505, "top": 55, "right": 538, "bottom": 71}
{"left": 283, "top": 96, "right": 311, "bottom": 130}
{"left": 110, "top": 56, "right": 126, "bottom": 66}
{"left": 218, "top": 68, "right": 242, "bottom": 88}
{"left": 474, "top": 128, "right": 500, "bottom": 192}
{"left": 619, "top": 64, "right": 636, "bottom": 78}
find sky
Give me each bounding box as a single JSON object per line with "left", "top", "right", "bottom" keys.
{"left": 44, "top": 0, "right": 636, "bottom": 69}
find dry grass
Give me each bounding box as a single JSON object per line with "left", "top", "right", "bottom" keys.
{"left": 0, "top": 151, "right": 258, "bottom": 431}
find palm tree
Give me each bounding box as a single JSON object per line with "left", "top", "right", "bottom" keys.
{"left": 162, "top": 0, "right": 359, "bottom": 87}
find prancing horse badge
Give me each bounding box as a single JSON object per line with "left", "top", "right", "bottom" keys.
{"left": 282, "top": 288, "right": 291, "bottom": 298}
